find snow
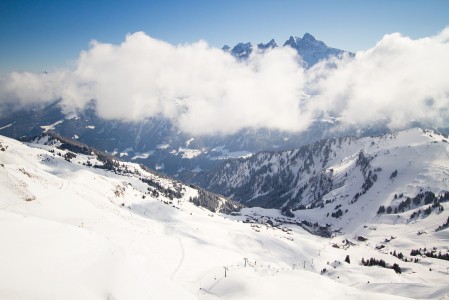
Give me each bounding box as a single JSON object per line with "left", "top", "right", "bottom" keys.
{"left": 210, "top": 146, "right": 253, "bottom": 160}
{"left": 157, "top": 143, "right": 170, "bottom": 150}
{"left": 186, "top": 138, "right": 195, "bottom": 147}
{"left": 119, "top": 147, "right": 134, "bottom": 157}
{"left": 179, "top": 147, "right": 202, "bottom": 159}
{"left": 40, "top": 119, "right": 64, "bottom": 131}
{"left": 0, "top": 133, "right": 448, "bottom": 299}
{"left": 0, "top": 122, "right": 13, "bottom": 130}
{"left": 131, "top": 151, "right": 154, "bottom": 160}
{"left": 166, "top": 146, "right": 203, "bottom": 159}
{"left": 65, "top": 112, "right": 78, "bottom": 120}
{"left": 39, "top": 113, "right": 80, "bottom": 132}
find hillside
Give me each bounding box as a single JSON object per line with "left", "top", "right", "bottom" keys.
{"left": 194, "top": 129, "right": 449, "bottom": 230}
{"left": 1, "top": 131, "right": 449, "bottom": 299}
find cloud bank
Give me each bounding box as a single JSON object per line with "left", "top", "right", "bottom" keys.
{"left": 1, "top": 28, "right": 449, "bottom": 135}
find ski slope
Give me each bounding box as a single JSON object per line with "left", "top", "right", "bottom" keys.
{"left": 0, "top": 134, "right": 448, "bottom": 299}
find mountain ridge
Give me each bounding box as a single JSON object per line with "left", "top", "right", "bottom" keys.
{"left": 223, "top": 33, "right": 352, "bottom": 67}
{"left": 1, "top": 100, "right": 397, "bottom": 177}
{"left": 24, "top": 130, "right": 243, "bottom": 214}
{"left": 191, "top": 127, "right": 449, "bottom": 231}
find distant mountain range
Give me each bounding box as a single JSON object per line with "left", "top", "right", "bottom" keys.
{"left": 0, "top": 101, "right": 395, "bottom": 177}
{"left": 0, "top": 33, "right": 445, "bottom": 182}
{"left": 223, "top": 33, "right": 352, "bottom": 67}
{"left": 0, "top": 33, "right": 357, "bottom": 178}
{"left": 191, "top": 128, "right": 449, "bottom": 222}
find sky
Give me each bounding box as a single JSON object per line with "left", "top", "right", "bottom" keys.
{"left": 1, "top": 0, "right": 449, "bottom": 74}
{"left": 0, "top": 1, "right": 449, "bottom": 136}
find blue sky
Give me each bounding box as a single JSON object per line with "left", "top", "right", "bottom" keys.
{"left": 1, "top": 0, "right": 448, "bottom": 74}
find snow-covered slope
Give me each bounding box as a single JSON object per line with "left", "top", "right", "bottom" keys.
{"left": 195, "top": 129, "right": 449, "bottom": 228}
{"left": 1, "top": 133, "right": 448, "bottom": 299}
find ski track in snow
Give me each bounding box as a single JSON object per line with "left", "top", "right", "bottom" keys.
{"left": 171, "top": 237, "right": 186, "bottom": 280}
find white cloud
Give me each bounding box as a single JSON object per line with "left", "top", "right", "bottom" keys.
{"left": 309, "top": 28, "right": 449, "bottom": 130}
{"left": 1, "top": 28, "right": 449, "bottom": 135}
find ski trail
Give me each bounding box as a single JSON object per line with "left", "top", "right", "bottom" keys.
{"left": 170, "top": 237, "right": 185, "bottom": 280}
{"left": 47, "top": 178, "right": 69, "bottom": 198}
{"left": 135, "top": 119, "right": 145, "bottom": 148}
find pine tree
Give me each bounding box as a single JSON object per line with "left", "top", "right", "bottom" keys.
{"left": 392, "top": 263, "right": 401, "bottom": 274}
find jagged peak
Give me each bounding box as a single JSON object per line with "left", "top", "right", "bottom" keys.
{"left": 230, "top": 42, "right": 253, "bottom": 59}
{"left": 257, "top": 39, "right": 278, "bottom": 50}
{"left": 302, "top": 32, "right": 316, "bottom": 41}
{"left": 224, "top": 33, "right": 350, "bottom": 66}
{"left": 233, "top": 42, "right": 252, "bottom": 48}
{"left": 283, "top": 36, "right": 297, "bottom": 47}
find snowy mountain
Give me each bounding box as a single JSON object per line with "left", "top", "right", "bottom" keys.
{"left": 1, "top": 127, "right": 449, "bottom": 299}
{"left": 257, "top": 38, "right": 278, "bottom": 50}
{"left": 283, "top": 33, "right": 348, "bottom": 67}
{"left": 25, "top": 131, "right": 242, "bottom": 213}
{"left": 0, "top": 101, "right": 394, "bottom": 178}
{"left": 193, "top": 128, "right": 449, "bottom": 228}
{"left": 228, "top": 42, "right": 253, "bottom": 59}
{"left": 223, "top": 33, "right": 352, "bottom": 67}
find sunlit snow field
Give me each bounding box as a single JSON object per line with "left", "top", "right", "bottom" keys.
{"left": 0, "top": 134, "right": 448, "bottom": 299}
